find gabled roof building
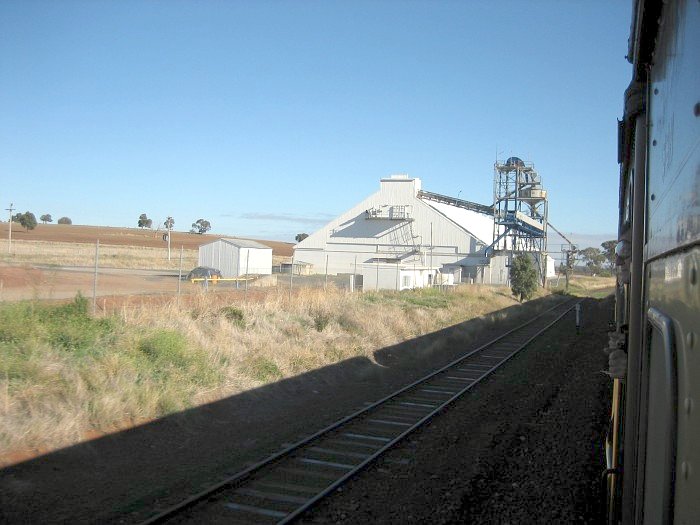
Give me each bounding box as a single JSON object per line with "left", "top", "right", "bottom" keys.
{"left": 199, "top": 238, "right": 272, "bottom": 278}
{"left": 294, "top": 175, "right": 540, "bottom": 287}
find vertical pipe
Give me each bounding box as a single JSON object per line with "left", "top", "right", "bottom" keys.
{"left": 324, "top": 254, "right": 328, "bottom": 291}
{"left": 621, "top": 87, "right": 648, "bottom": 525}
{"left": 430, "top": 222, "right": 433, "bottom": 286}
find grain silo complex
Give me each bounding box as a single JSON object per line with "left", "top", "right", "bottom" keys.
{"left": 294, "top": 172, "right": 555, "bottom": 290}
{"left": 198, "top": 238, "right": 272, "bottom": 277}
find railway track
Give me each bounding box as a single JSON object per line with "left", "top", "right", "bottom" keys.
{"left": 142, "top": 297, "right": 580, "bottom": 524}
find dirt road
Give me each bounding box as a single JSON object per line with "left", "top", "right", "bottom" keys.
{"left": 0, "top": 264, "right": 188, "bottom": 302}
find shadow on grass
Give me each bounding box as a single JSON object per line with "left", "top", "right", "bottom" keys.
{"left": 0, "top": 294, "right": 567, "bottom": 524}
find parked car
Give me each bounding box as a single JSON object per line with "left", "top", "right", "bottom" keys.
{"left": 186, "top": 266, "right": 222, "bottom": 282}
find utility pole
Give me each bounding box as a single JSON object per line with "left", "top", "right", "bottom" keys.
{"left": 6, "top": 203, "right": 15, "bottom": 253}
{"left": 564, "top": 247, "right": 577, "bottom": 292}
{"left": 165, "top": 216, "right": 174, "bottom": 261}
{"left": 167, "top": 225, "right": 171, "bottom": 261}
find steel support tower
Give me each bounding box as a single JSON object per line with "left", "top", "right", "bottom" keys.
{"left": 491, "top": 157, "right": 549, "bottom": 283}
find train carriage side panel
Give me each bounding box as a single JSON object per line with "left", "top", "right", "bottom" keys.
{"left": 642, "top": 0, "right": 700, "bottom": 523}
{"left": 646, "top": 0, "right": 700, "bottom": 259}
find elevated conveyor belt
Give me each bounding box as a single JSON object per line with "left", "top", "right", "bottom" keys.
{"left": 417, "top": 190, "right": 494, "bottom": 216}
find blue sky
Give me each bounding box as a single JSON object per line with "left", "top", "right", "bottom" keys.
{"left": 0, "top": 1, "right": 631, "bottom": 246}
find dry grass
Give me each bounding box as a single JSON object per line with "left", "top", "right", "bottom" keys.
{"left": 1, "top": 284, "right": 558, "bottom": 461}
{"left": 0, "top": 239, "right": 199, "bottom": 270}
{"left": 549, "top": 275, "right": 616, "bottom": 298}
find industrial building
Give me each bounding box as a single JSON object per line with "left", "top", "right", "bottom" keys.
{"left": 294, "top": 166, "right": 555, "bottom": 290}
{"left": 198, "top": 238, "right": 272, "bottom": 277}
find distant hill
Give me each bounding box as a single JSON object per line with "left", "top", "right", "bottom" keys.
{"left": 0, "top": 223, "right": 294, "bottom": 257}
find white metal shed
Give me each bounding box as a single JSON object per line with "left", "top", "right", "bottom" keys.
{"left": 198, "top": 238, "right": 272, "bottom": 277}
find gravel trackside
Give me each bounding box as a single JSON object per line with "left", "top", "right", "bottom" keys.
{"left": 300, "top": 297, "right": 612, "bottom": 525}
{"left": 0, "top": 296, "right": 611, "bottom": 524}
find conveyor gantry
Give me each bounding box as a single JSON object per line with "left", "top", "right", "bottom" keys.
{"left": 417, "top": 190, "right": 494, "bottom": 215}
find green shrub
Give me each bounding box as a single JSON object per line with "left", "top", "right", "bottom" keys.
{"left": 136, "top": 329, "right": 221, "bottom": 388}
{"left": 510, "top": 254, "right": 538, "bottom": 302}
{"left": 0, "top": 302, "right": 37, "bottom": 343}
{"left": 220, "top": 306, "right": 245, "bottom": 327}
{"left": 246, "top": 356, "right": 283, "bottom": 382}
{"left": 402, "top": 288, "right": 452, "bottom": 309}
{"left": 138, "top": 330, "right": 190, "bottom": 368}
{"left": 312, "top": 310, "right": 331, "bottom": 332}
{"left": 0, "top": 294, "right": 112, "bottom": 356}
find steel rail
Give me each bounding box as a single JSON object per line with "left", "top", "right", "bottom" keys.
{"left": 278, "top": 297, "right": 580, "bottom": 524}
{"left": 140, "top": 297, "right": 579, "bottom": 524}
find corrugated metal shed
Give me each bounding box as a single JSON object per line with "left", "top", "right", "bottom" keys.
{"left": 198, "top": 238, "right": 272, "bottom": 277}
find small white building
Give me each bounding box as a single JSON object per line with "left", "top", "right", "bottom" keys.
{"left": 361, "top": 264, "right": 453, "bottom": 291}
{"left": 198, "top": 238, "right": 272, "bottom": 277}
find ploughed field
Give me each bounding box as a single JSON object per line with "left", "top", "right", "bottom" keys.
{"left": 0, "top": 222, "right": 294, "bottom": 254}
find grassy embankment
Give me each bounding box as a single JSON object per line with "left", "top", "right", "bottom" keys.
{"left": 0, "top": 283, "right": 562, "bottom": 461}
{"left": 550, "top": 275, "right": 616, "bottom": 298}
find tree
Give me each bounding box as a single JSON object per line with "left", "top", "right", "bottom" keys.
{"left": 164, "top": 216, "right": 175, "bottom": 230}
{"left": 16, "top": 211, "right": 37, "bottom": 231}
{"left": 510, "top": 254, "right": 538, "bottom": 302}
{"left": 138, "top": 213, "right": 152, "bottom": 229}
{"left": 601, "top": 240, "right": 617, "bottom": 271}
{"left": 40, "top": 214, "right": 53, "bottom": 224}
{"left": 580, "top": 247, "right": 605, "bottom": 274}
{"left": 295, "top": 233, "right": 309, "bottom": 242}
{"left": 191, "top": 219, "right": 211, "bottom": 234}
{"left": 57, "top": 217, "right": 72, "bottom": 225}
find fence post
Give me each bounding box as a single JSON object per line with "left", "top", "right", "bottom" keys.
{"left": 177, "top": 245, "right": 183, "bottom": 304}
{"left": 245, "top": 249, "right": 250, "bottom": 300}
{"left": 92, "top": 240, "right": 99, "bottom": 315}
{"left": 324, "top": 254, "right": 329, "bottom": 291}
{"left": 353, "top": 255, "right": 357, "bottom": 293}
{"left": 289, "top": 255, "right": 294, "bottom": 300}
